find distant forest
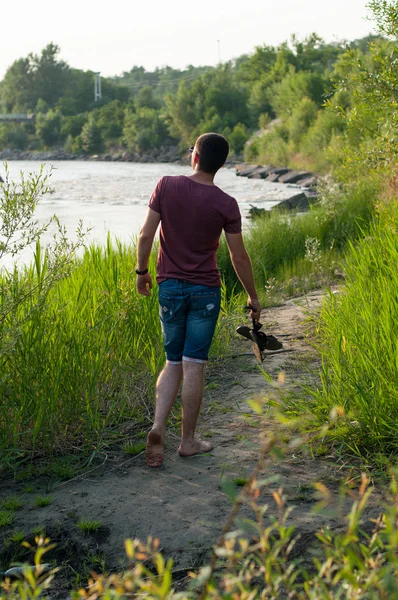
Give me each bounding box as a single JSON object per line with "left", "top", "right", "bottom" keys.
{"left": 0, "top": 34, "right": 388, "bottom": 169}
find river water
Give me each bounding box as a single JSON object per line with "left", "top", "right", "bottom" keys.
{"left": 1, "top": 161, "right": 298, "bottom": 269}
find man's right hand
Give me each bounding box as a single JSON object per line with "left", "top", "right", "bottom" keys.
{"left": 136, "top": 273, "right": 153, "bottom": 296}
{"left": 248, "top": 297, "right": 261, "bottom": 321}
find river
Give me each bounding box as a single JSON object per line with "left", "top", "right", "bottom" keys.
{"left": 1, "top": 161, "right": 298, "bottom": 269}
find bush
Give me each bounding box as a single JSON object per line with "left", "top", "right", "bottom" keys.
{"left": 35, "top": 110, "right": 62, "bottom": 148}
{"left": 228, "top": 122, "right": 249, "bottom": 155}
{"left": 123, "top": 107, "right": 169, "bottom": 153}
{"left": 287, "top": 96, "right": 318, "bottom": 147}
{"left": 245, "top": 125, "right": 290, "bottom": 166}
{"left": 80, "top": 116, "right": 103, "bottom": 154}
{"left": 300, "top": 108, "right": 346, "bottom": 164}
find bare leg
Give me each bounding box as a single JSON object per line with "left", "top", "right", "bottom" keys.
{"left": 146, "top": 363, "right": 182, "bottom": 467}
{"left": 178, "top": 361, "right": 213, "bottom": 457}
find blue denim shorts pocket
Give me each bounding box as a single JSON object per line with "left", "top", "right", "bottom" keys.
{"left": 190, "top": 290, "right": 220, "bottom": 319}
{"left": 158, "top": 291, "right": 176, "bottom": 324}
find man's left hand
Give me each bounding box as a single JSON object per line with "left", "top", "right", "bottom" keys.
{"left": 136, "top": 273, "right": 153, "bottom": 296}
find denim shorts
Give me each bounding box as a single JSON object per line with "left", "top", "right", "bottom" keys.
{"left": 158, "top": 279, "right": 221, "bottom": 363}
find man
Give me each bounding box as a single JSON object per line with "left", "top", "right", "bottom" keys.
{"left": 136, "top": 132, "right": 261, "bottom": 468}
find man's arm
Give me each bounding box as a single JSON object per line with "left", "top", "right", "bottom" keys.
{"left": 225, "top": 231, "right": 261, "bottom": 320}
{"left": 136, "top": 208, "right": 161, "bottom": 296}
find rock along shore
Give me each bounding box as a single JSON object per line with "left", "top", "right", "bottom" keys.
{"left": 235, "top": 162, "right": 321, "bottom": 214}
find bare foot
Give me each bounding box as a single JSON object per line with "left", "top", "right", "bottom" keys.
{"left": 178, "top": 439, "right": 214, "bottom": 457}
{"left": 146, "top": 428, "right": 164, "bottom": 467}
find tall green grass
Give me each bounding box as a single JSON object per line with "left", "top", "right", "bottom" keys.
{"left": 0, "top": 238, "right": 157, "bottom": 454}
{"left": 0, "top": 237, "right": 241, "bottom": 459}
{"left": 284, "top": 203, "right": 398, "bottom": 460}
{"left": 218, "top": 177, "right": 379, "bottom": 296}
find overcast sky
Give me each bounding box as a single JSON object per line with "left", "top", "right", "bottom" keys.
{"left": 2, "top": 0, "right": 374, "bottom": 79}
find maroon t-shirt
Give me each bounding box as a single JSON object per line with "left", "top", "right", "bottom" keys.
{"left": 149, "top": 175, "right": 242, "bottom": 287}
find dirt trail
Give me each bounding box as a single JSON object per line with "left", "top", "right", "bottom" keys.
{"left": 0, "top": 291, "right": 383, "bottom": 592}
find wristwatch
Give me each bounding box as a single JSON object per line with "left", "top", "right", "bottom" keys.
{"left": 135, "top": 268, "right": 149, "bottom": 275}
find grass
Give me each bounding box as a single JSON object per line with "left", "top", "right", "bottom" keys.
{"left": 77, "top": 518, "right": 102, "bottom": 532}
{"left": 0, "top": 172, "right": 384, "bottom": 471}
{"left": 294, "top": 484, "right": 315, "bottom": 502}
{"left": 0, "top": 237, "right": 241, "bottom": 469}
{"left": 122, "top": 441, "right": 146, "bottom": 455}
{"left": 50, "top": 457, "right": 81, "bottom": 480}
{"left": 1, "top": 497, "right": 22, "bottom": 511}
{"left": 217, "top": 176, "right": 379, "bottom": 298}
{"left": 283, "top": 201, "right": 398, "bottom": 463}
{"left": 0, "top": 510, "right": 14, "bottom": 527}
{"left": 7, "top": 530, "right": 26, "bottom": 543}
{"left": 34, "top": 496, "right": 53, "bottom": 508}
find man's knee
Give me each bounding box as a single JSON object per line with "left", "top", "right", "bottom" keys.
{"left": 182, "top": 358, "right": 205, "bottom": 377}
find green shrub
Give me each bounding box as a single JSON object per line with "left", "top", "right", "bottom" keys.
{"left": 246, "top": 125, "right": 290, "bottom": 166}
{"left": 287, "top": 96, "right": 318, "bottom": 147}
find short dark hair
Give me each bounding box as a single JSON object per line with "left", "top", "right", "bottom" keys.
{"left": 195, "top": 133, "right": 229, "bottom": 174}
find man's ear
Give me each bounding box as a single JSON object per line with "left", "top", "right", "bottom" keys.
{"left": 194, "top": 152, "right": 199, "bottom": 164}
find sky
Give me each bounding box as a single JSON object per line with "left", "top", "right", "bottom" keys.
{"left": 1, "top": 0, "right": 375, "bottom": 79}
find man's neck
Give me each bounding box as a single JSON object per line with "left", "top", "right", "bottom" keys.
{"left": 189, "top": 168, "right": 215, "bottom": 186}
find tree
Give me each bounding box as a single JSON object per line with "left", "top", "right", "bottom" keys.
{"left": 33, "top": 43, "right": 71, "bottom": 106}
{"left": 287, "top": 97, "right": 318, "bottom": 147}
{"left": 61, "top": 113, "right": 87, "bottom": 139}
{"left": 94, "top": 100, "right": 125, "bottom": 140}
{"left": 332, "top": 1, "right": 398, "bottom": 168}
{"left": 237, "top": 45, "right": 277, "bottom": 83}
{"left": 123, "top": 107, "right": 168, "bottom": 153}
{"left": 165, "top": 66, "right": 250, "bottom": 147}
{"left": 291, "top": 33, "right": 344, "bottom": 74}
{"left": 229, "top": 123, "right": 249, "bottom": 154}
{"left": 0, "top": 58, "right": 35, "bottom": 112}
{"left": 268, "top": 68, "right": 326, "bottom": 118}
{"left": 35, "top": 109, "right": 63, "bottom": 147}
{"left": 135, "top": 86, "right": 160, "bottom": 110}
{"left": 0, "top": 44, "right": 71, "bottom": 111}
{"left": 80, "top": 116, "right": 103, "bottom": 154}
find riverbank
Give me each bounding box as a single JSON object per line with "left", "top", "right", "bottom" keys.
{"left": 0, "top": 146, "right": 183, "bottom": 164}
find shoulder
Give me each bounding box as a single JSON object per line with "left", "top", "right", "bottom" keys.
{"left": 216, "top": 188, "right": 239, "bottom": 208}
{"left": 159, "top": 175, "right": 188, "bottom": 191}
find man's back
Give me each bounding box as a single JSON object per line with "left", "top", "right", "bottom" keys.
{"left": 149, "top": 175, "right": 241, "bottom": 287}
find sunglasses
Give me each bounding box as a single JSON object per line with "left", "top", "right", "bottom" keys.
{"left": 189, "top": 146, "right": 194, "bottom": 153}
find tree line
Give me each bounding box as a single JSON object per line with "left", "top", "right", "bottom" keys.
{"left": 0, "top": 33, "right": 387, "bottom": 166}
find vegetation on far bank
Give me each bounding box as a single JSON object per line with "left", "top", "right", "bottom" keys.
{"left": 0, "top": 19, "right": 387, "bottom": 172}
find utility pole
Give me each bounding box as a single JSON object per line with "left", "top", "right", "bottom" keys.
{"left": 94, "top": 72, "right": 102, "bottom": 102}
{"left": 217, "top": 40, "right": 221, "bottom": 64}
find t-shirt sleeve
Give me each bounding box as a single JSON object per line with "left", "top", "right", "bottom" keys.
{"left": 224, "top": 197, "right": 242, "bottom": 234}
{"left": 148, "top": 177, "right": 164, "bottom": 214}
